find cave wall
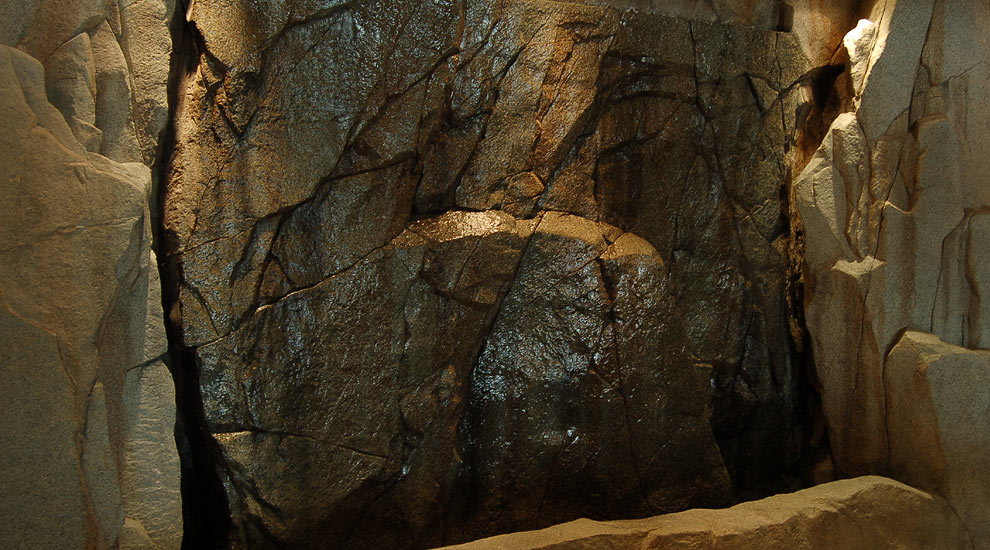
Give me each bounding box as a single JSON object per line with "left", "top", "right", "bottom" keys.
{"left": 794, "top": 0, "right": 990, "bottom": 544}
{"left": 163, "top": 0, "right": 827, "bottom": 547}
{"left": 0, "top": 0, "right": 181, "bottom": 549}
{"left": 1, "top": 0, "right": 989, "bottom": 548}
{"left": 571, "top": 0, "right": 860, "bottom": 64}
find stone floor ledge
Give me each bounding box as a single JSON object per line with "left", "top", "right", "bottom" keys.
{"left": 435, "top": 476, "right": 973, "bottom": 550}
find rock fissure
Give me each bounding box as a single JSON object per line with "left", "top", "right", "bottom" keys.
{"left": 5, "top": 0, "right": 990, "bottom": 548}
{"left": 13, "top": 0, "right": 989, "bottom": 548}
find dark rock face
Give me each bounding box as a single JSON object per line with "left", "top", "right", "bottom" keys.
{"left": 452, "top": 214, "right": 731, "bottom": 542}
{"left": 164, "top": 0, "right": 813, "bottom": 547}
{"left": 199, "top": 211, "right": 535, "bottom": 548}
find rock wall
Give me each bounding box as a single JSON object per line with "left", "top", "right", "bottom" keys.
{"left": 573, "top": 0, "right": 861, "bottom": 66}
{"left": 0, "top": 1, "right": 181, "bottom": 549}
{"left": 163, "top": 0, "right": 831, "bottom": 547}
{"left": 794, "top": 0, "right": 990, "bottom": 543}
{"left": 2, "top": 0, "right": 987, "bottom": 548}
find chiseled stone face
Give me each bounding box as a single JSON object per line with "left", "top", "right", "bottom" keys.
{"left": 886, "top": 331, "right": 990, "bottom": 548}
{"left": 167, "top": 0, "right": 816, "bottom": 547}
{"left": 796, "top": 0, "right": 990, "bottom": 468}
{"left": 0, "top": 40, "right": 180, "bottom": 550}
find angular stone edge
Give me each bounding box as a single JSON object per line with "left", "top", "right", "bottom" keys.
{"left": 886, "top": 330, "right": 990, "bottom": 549}
{"left": 434, "top": 476, "right": 973, "bottom": 550}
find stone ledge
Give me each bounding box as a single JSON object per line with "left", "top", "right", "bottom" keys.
{"left": 434, "top": 476, "right": 973, "bottom": 550}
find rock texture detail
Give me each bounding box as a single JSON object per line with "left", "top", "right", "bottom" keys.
{"left": 794, "top": 0, "right": 990, "bottom": 543}
{"left": 164, "top": 0, "right": 825, "bottom": 547}
{"left": 1, "top": 0, "right": 986, "bottom": 548}
{"left": 574, "top": 0, "right": 861, "bottom": 66}
{"left": 435, "top": 476, "right": 974, "bottom": 550}
{"left": 0, "top": 1, "right": 180, "bottom": 549}
{"left": 886, "top": 332, "right": 990, "bottom": 546}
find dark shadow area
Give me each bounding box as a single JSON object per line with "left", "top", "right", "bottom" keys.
{"left": 776, "top": 2, "right": 795, "bottom": 33}
{"left": 153, "top": 1, "right": 233, "bottom": 548}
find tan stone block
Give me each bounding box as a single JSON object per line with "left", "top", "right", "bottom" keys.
{"left": 886, "top": 331, "right": 990, "bottom": 548}
{"left": 435, "top": 477, "right": 973, "bottom": 550}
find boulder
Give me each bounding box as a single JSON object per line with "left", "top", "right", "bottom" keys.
{"left": 434, "top": 476, "right": 974, "bottom": 550}
{"left": 886, "top": 331, "right": 990, "bottom": 549}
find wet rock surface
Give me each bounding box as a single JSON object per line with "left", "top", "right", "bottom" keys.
{"left": 450, "top": 213, "right": 731, "bottom": 541}
{"left": 165, "top": 0, "right": 822, "bottom": 547}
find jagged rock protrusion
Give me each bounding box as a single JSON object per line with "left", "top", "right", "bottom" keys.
{"left": 795, "top": 0, "right": 990, "bottom": 543}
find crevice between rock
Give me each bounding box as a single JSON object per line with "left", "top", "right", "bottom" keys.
{"left": 153, "top": 1, "right": 233, "bottom": 548}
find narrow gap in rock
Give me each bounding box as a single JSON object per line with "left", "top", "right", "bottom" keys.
{"left": 785, "top": 201, "right": 834, "bottom": 491}
{"left": 776, "top": 2, "right": 795, "bottom": 33}
{"left": 795, "top": 63, "right": 847, "bottom": 170}
{"left": 153, "top": 1, "right": 233, "bottom": 548}
{"left": 784, "top": 57, "right": 851, "bottom": 493}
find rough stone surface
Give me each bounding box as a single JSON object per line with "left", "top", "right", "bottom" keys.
{"left": 434, "top": 476, "right": 974, "bottom": 550}
{"left": 1, "top": 0, "right": 986, "bottom": 548}
{"left": 200, "top": 210, "right": 537, "bottom": 548}
{"left": 0, "top": 0, "right": 180, "bottom": 547}
{"left": 794, "top": 0, "right": 990, "bottom": 542}
{"left": 886, "top": 331, "right": 990, "bottom": 549}
{"left": 122, "top": 358, "right": 183, "bottom": 550}
{"left": 3, "top": 0, "right": 175, "bottom": 165}
{"left": 451, "top": 214, "right": 731, "bottom": 541}
{"left": 165, "top": 0, "right": 822, "bottom": 547}
{"left": 574, "top": 0, "right": 861, "bottom": 66}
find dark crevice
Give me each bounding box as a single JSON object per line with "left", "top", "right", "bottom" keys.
{"left": 775, "top": 2, "right": 795, "bottom": 33}
{"left": 781, "top": 54, "right": 846, "bottom": 495}
{"left": 153, "top": 1, "right": 233, "bottom": 549}
{"left": 794, "top": 63, "right": 848, "bottom": 170}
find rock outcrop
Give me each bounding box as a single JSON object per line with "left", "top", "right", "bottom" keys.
{"left": 0, "top": 1, "right": 180, "bottom": 549}
{"left": 165, "top": 0, "right": 824, "bottom": 547}
{"left": 794, "top": 0, "right": 990, "bottom": 543}
{"left": 886, "top": 332, "right": 990, "bottom": 547}
{"left": 2, "top": 0, "right": 986, "bottom": 548}
{"left": 434, "top": 476, "right": 974, "bottom": 550}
